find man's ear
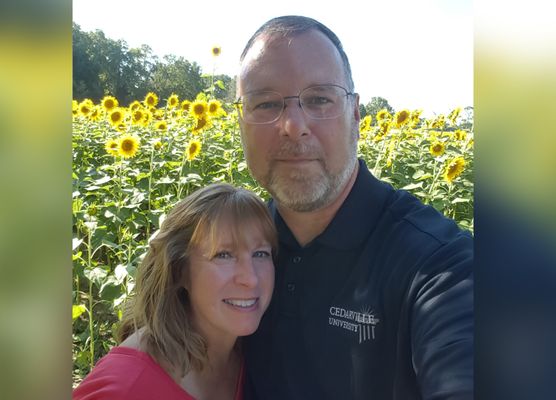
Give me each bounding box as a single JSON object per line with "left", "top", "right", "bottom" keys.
{"left": 353, "top": 93, "right": 361, "bottom": 123}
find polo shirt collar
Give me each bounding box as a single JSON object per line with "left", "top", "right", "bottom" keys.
{"left": 270, "top": 159, "right": 395, "bottom": 250}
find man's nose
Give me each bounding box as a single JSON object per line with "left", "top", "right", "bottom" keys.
{"left": 278, "top": 97, "right": 310, "bottom": 139}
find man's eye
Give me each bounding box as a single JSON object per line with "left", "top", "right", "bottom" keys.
{"left": 253, "top": 250, "right": 271, "bottom": 258}
{"left": 304, "top": 96, "right": 332, "bottom": 105}
{"left": 213, "top": 251, "right": 233, "bottom": 260}
{"left": 254, "top": 101, "right": 281, "bottom": 110}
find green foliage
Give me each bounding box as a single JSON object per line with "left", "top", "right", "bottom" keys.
{"left": 151, "top": 55, "right": 204, "bottom": 102}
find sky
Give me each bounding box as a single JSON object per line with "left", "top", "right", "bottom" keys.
{"left": 73, "top": 0, "right": 472, "bottom": 116}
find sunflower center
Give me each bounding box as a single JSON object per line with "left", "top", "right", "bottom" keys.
{"left": 122, "top": 140, "right": 133, "bottom": 151}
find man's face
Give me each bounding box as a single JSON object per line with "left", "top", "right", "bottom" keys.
{"left": 237, "top": 30, "right": 360, "bottom": 212}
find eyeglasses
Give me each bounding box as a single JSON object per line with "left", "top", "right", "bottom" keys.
{"left": 235, "top": 84, "right": 355, "bottom": 125}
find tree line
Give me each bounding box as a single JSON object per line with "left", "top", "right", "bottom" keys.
{"left": 73, "top": 23, "right": 235, "bottom": 106}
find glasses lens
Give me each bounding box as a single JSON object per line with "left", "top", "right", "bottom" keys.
{"left": 241, "top": 91, "right": 283, "bottom": 124}
{"left": 300, "top": 85, "right": 347, "bottom": 119}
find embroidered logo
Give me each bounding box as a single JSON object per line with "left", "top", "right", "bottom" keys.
{"left": 328, "top": 306, "right": 380, "bottom": 343}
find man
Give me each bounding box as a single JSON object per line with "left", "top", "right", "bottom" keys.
{"left": 236, "top": 15, "right": 473, "bottom": 400}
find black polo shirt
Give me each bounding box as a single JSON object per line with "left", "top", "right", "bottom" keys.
{"left": 244, "top": 160, "right": 473, "bottom": 400}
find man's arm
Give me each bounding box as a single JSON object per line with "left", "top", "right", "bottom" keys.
{"left": 410, "top": 234, "right": 473, "bottom": 400}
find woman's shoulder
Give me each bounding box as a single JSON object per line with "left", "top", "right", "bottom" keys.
{"left": 73, "top": 346, "right": 192, "bottom": 400}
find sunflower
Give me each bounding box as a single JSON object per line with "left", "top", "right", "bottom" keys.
{"left": 154, "top": 140, "right": 163, "bottom": 151}
{"left": 186, "top": 140, "right": 202, "bottom": 161}
{"left": 181, "top": 100, "right": 191, "bottom": 113}
{"left": 190, "top": 100, "right": 208, "bottom": 119}
{"left": 72, "top": 100, "right": 79, "bottom": 116}
{"left": 144, "top": 92, "right": 159, "bottom": 108}
{"left": 131, "top": 109, "right": 145, "bottom": 125}
{"left": 153, "top": 109, "right": 165, "bottom": 120}
{"left": 394, "top": 109, "right": 410, "bottom": 128}
{"left": 129, "top": 100, "right": 142, "bottom": 111}
{"left": 359, "top": 115, "right": 372, "bottom": 132}
{"left": 155, "top": 120, "right": 168, "bottom": 131}
{"left": 118, "top": 135, "right": 140, "bottom": 158}
{"left": 142, "top": 110, "right": 152, "bottom": 126}
{"left": 376, "top": 109, "right": 392, "bottom": 122}
{"left": 79, "top": 99, "right": 94, "bottom": 117}
{"left": 410, "top": 110, "right": 422, "bottom": 128}
{"left": 167, "top": 94, "right": 179, "bottom": 109}
{"left": 192, "top": 116, "right": 212, "bottom": 133}
{"left": 453, "top": 129, "right": 467, "bottom": 141}
{"left": 207, "top": 99, "right": 222, "bottom": 116}
{"left": 429, "top": 141, "right": 445, "bottom": 157}
{"left": 108, "top": 108, "right": 126, "bottom": 126}
{"left": 431, "top": 115, "right": 446, "bottom": 129}
{"left": 211, "top": 46, "right": 221, "bottom": 57}
{"left": 443, "top": 156, "right": 466, "bottom": 184}
{"left": 105, "top": 138, "right": 120, "bottom": 156}
{"left": 101, "top": 95, "right": 118, "bottom": 112}
{"left": 448, "top": 107, "right": 461, "bottom": 124}
{"left": 377, "top": 120, "right": 391, "bottom": 136}
{"left": 88, "top": 106, "right": 101, "bottom": 122}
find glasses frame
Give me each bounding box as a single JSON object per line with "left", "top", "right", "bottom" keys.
{"left": 235, "top": 84, "right": 356, "bottom": 125}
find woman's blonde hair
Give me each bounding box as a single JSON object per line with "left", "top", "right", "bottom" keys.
{"left": 117, "top": 183, "right": 277, "bottom": 376}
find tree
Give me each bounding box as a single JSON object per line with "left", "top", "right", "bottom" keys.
{"left": 202, "top": 74, "right": 236, "bottom": 102}
{"left": 149, "top": 55, "right": 204, "bottom": 103}
{"left": 460, "top": 106, "right": 474, "bottom": 130}
{"left": 72, "top": 24, "right": 235, "bottom": 105}
{"left": 363, "top": 97, "right": 395, "bottom": 119}
{"left": 73, "top": 23, "right": 103, "bottom": 101}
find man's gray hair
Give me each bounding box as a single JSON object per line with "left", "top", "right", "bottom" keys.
{"left": 240, "top": 15, "right": 355, "bottom": 91}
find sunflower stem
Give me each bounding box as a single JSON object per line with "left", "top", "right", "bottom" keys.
{"left": 86, "top": 229, "right": 95, "bottom": 370}
{"left": 176, "top": 148, "right": 188, "bottom": 199}
{"left": 372, "top": 138, "right": 387, "bottom": 178}
{"left": 426, "top": 162, "right": 442, "bottom": 205}
{"left": 146, "top": 146, "right": 155, "bottom": 239}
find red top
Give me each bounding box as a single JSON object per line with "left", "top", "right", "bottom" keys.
{"left": 73, "top": 346, "right": 244, "bottom": 400}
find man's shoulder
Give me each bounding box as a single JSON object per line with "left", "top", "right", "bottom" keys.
{"left": 379, "top": 188, "right": 472, "bottom": 247}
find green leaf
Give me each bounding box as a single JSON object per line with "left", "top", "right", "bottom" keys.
{"left": 452, "top": 197, "right": 471, "bottom": 203}
{"left": 84, "top": 266, "right": 108, "bottom": 285}
{"left": 114, "top": 264, "right": 128, "bottom": 284}
{"left": 157, "top": 177, "right": 175, "bottom": 184}
{"left": 72, "top": 304, "right": 87, "bottom": 320}
{"left": 94, "top": 176, "right": 111, "bottom": 185}
{"left": 401, "top": 182, "right": 424, "bottom": 190}
{"left": 72, "top": 238, "right": 83, "bottom": 250}
{"left": 412, "top": 170, "right": 425, "bottom": 179}
{"left": 100, "top": 277, "right": 123, "bottom": 301}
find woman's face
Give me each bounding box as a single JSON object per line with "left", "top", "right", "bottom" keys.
{"left": 185, "top": 220, "right": 275, "bottom": 344}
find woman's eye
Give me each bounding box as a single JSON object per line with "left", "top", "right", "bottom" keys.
{"left": 213, "top": 251, "right": 233, "bottom": 260}
{"left": 253, "top": 250, "right": 271, "bottom": 258}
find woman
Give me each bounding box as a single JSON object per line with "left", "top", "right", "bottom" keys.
{"left": 74, "top": 183, "right": 277, "bottom": 400}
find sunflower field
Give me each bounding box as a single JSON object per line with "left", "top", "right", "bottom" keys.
{"left": 72, "top": 87, "right": 473, "bottom": 385}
